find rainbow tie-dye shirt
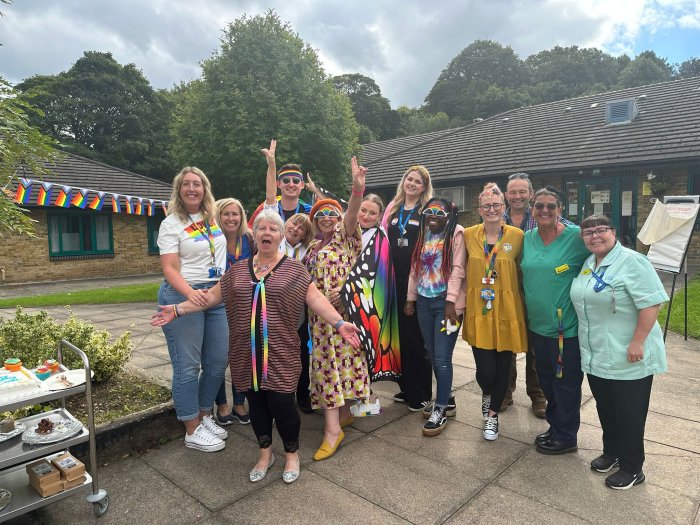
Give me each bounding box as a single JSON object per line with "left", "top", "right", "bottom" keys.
{"left": 417, "top": 232, "right": 447, "bottom": 298}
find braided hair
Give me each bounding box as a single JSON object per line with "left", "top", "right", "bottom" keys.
{"left": 410, "top": 197, "right": 460, "bottom": 280}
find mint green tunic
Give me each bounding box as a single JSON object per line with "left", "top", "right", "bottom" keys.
{"left": 570, "top": 242, "right": 668, "bottom": 380}
{"left": 521, "top": 225, "right": 590, "bottom": 338}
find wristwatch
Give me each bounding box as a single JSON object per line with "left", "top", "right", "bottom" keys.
{"left": 333, "top": 319, "right": 345, "bottom": 330}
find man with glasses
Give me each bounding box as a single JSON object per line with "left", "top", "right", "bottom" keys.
{"left": 502, "top": 173, "right": 573, "bottom": 418}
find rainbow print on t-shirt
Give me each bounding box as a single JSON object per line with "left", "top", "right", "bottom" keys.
{"left": 185, "top": 220, "right": 223, "bottom": 241}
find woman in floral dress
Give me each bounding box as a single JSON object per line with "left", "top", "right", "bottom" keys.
{"left": 304, "top": 157, "right": 368, "bottom": 461}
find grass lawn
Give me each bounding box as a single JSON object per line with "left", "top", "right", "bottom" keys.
{"left": 659, "top": 276, "right": 700, "bottom": 339}
{"left": 0, "top": 283, "right": 160, "bottom": 308}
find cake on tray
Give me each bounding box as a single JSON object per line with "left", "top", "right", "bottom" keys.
{"left": 0, "top": 367, "right": 42, "bottom": 402}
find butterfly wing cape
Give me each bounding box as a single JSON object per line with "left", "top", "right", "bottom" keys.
{"left": 341, "top": 228, "right": 401, "bottom": 381}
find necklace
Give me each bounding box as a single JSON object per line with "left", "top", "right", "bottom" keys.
{"left": 253, "top": 257, "right": 275, "bottom": 274}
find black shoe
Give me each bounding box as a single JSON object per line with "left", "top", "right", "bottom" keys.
{"left": 536, "top": 439, "right": 577, "bottom": 455}
{"left": 297, "top": 397, "right": 314, "bottom": 414}
{"left": 422, "top": 407, "right": 447, "bottom": 436}
{"left": 534, "top": 430, "right": 552, "bottom": 446}
{"left": 605, "top": 470, "right": 645, "bottom": 490}
{"left": 393, "top": 392, "right": 406, "bottom": 403}
{"left": 591, "top": 454, "right": 619, "bottom": 473}
{"left": 422, "top": 396, "right": 457, "bottom": 419}
{"left": 408, "top": 400, "right": 430, "bottom": 412}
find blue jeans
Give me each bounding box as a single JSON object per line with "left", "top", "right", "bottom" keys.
{"left": 215, "top": 381, "right": 246, "bottom": 407}
{"left": 416, "top": 294, "right": 459, "bottom": 407}
{"left": 159, "top": 281, "right": 229, "bottom": 421}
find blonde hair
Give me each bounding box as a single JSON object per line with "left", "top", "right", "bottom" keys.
{"left": 216, "top": 198, "right": 249, "bottom": 239}
{"left": 362, "top": 193, "right": 385, "bottom": 214}
{"left": 387, "top": 165, "right": 433, "bottom": 217}
{"left": 479, "top": 182, "right": 504, "bottom": 203}
{"left": 168, "top": 167, "right": 217, "bottom": 224}
{"left": 286, "top": 213, "right": 314, "bottom": 247}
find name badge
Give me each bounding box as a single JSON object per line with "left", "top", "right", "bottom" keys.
{"left": 555, "top": 264, "right": 570, "bottom": 275}
{"left": 397, "top": 238, "right": 408, "bottom": 247}
{"left": 408, "top": 219, "right": 420, "bottom": 227}
{"left": 582, "top": 269, "right": 592, "bottom": 275}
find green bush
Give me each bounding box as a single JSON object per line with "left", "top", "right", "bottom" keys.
{"left": 0, "top": 307, "right": 132, "bottom": 382}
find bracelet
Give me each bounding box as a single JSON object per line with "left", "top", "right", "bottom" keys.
{"left": 173, "top": 304, "right": 179, "bottom": 318}
{"left": 333, "top": 319, "right": 345, "bottom": 330}
{"left": 351, "top": 186, "right": 365, "bottom": 196}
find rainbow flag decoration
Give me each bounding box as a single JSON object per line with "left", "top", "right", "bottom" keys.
{"left": 124, "top": 195, "right": 134, "bottom": 214}
{"left": 134, "top": 198, "right": 143, "bottom": 215}
{"left": 88, "top": 191, "right": 106, "bottom": 211}
{"left": 160, "top": 201, "right": 168, "bottom": 214}
{"left": 55, "top": 186, "right": 71, "bottom": 208}
{"left": 112, "top": 194, "right": 122, "bottom": 213}
{"left": 147, "top": 199, "right": 155, "bottom": 216}
{"left": 37, "top": 182, "right": 53, "bottom": 206}
{"left": 71, "top": 188, "right": 88, "bottom": 209}
{"left": 13, "top": 178, "right": 33, "bottom": 204}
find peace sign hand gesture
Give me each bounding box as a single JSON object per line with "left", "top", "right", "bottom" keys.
{"left": 351, "top": 156, "right": 367, "bottom": 192}
{"left": 261, "top": 139, "right": 277, "bottom": 166}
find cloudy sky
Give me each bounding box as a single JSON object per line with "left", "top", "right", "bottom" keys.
{"left": 1, "top": 0, "right": 699, "bottom": 107}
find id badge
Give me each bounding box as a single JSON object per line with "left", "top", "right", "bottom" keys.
{"left": 482, "top": 277, "right": 495, "bottom": 285}
{"left": 397, "top": 237, "right": 408, "bottom": 247}
{"left": 209, "top": 267, "right": 223, "bottom": 278}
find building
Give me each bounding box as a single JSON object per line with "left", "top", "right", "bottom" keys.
{"left": 362, "top": 76, "right": 700, "bottom": 261}
{"left": 2, "top": 154, "right": 172, "bottom": 284}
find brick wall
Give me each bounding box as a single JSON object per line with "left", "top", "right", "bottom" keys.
{"left": 0, "top": 210, "right": 161, "bottom": 284}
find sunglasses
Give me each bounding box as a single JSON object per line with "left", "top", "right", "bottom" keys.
{"left": 534, "top": 202, "right": 559, "bottom": 211}
{"left": 313, "top": 207, "right": 340, "bottom": 219}
{"left": 479, "top": 203, "right": 503, "bottom": 211}
{"left": 422, "top": 206, "right": 448, "bottom": 217}
{"left": 280, "top": 176, "right": 302, "bottom": 185}
{"left": 581, "top": 227, "right": 613, "bottom": 238}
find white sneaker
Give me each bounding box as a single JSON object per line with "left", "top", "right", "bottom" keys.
{"left": 185, "top": 424, "right": 226, "bottom": 452}
{"left": 201, "top": 415, "right": 229, "bottom": 440}
{"left": 350, "top": 398, "right": 382, "bottom": 417}
{"left": 483, "top": 415, "right": 499, "bottom": 441}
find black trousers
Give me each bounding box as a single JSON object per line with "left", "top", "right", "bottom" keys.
{"left": 505, "top": 335, "right": 545, "bottom": 402}
{"left": 296, "top": 318, "right": 311, "bottom": 401}
{"left": 587, "top": 374, "right": 653, "bottom": 474}
{"left": 472, "top": 347, "right": 513, "bottom": 414}
{"left": 246, "top": 390, "right": 300, "bottom": 453}
{"left": 531, "top": 332, "right": 583, "bottom": 445}
{"left": 397, "top": 307, "right": 432, "bottom": 404}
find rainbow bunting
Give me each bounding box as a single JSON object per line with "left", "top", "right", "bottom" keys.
{"left": 112, "top": 194, "right": 122, "bottom": 213}
{"left": 147, "top": 199, "right": 155, "bottom": 216}
{"left": 134, "top": 198, "right": 143, "bottom": 215}
{"left": 88, "top": 191, "right": 106, "bottom": 211}
{"left": 124, "top": 196, "right": 134, "bottom": 214}
{"left": 71, "top": 189, "right": 88, "bottom": 209}
{"left": 13, "top": 178, "right": 33, "bottom": 205}
{"left": 160, "top": 201, "right": 168, "bottom": 214}
{"left": 55, "top": 186, "right": 71, "bottom": 208}
{"left": 36, "top": 182, "right": 53, "bottom": 206}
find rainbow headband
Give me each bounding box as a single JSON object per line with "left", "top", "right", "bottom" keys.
{"left": 277, "top": 169, "right": 303, "bottom": 181}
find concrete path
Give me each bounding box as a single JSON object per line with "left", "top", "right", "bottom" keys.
{"left": 1, "top": 290, "right": 699, "bottom": 524}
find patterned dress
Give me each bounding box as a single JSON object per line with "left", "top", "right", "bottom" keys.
{"left": 304, "top": 222, "right": 368, "bottom": 409}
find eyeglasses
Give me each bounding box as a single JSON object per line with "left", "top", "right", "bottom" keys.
{"left": 422, "top": 207, "right": 449, "bottom": 217}
{"left": 313, "top": 208, "right": 340, "bottom": 219}
{"left": 280, "top": 177, "right": 302, "bottom": 185}
{"left": 508, "top": 172, "right": 530, "bottom": 180}
{"left": 581, "top": 227, "right": 613, "bottom": 238}
{"left": 479, "top": 203, "right": 503, "bottom": 211}
{"left": 534, "top": 202, "right": 558, "bottom": 211}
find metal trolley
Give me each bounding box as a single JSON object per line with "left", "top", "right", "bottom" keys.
{"left": 0, "top": 340, "right": 109, "bottom": 520}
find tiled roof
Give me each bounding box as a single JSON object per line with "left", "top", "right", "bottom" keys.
{"left": 10, "top": 153, "right": 172, "bottom": 207}
{"left": 363, "top": 77, "right": 700, "bottom": 188}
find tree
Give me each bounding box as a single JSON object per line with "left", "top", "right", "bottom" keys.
{"left": 0, "top": 77, "right": 61, "bottom": 236}
{"left": 678, "top": 57, "right": 700, "bottom": 79}
{"left": 396, "top": 107, "right": 451, "bottom": 137}
{"left": 332, "top": 73, "right": 400, "bottom": 141}
{"left": 16, "top": 52, "right": 175, "bottom": 180}
{"left": 618, "top": 52, "right": 673, "bottom": 88}
{"left": 172, "top": 11, "right": 358, "bottom": 209}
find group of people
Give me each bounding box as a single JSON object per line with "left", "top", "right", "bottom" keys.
{"left": 150, "top": 147, "right": 668, "bottom": 491}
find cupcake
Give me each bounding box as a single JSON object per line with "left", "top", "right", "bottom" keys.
{"left": 35, "top": 365, "right": 51, "bottom": 381}
{"left": 44, "top": 359, "right": 59, "bottom": 372}
{"left": 3, "top": 358, "right": 22, "bottom": 372}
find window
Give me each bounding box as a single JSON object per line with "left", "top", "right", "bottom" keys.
{"left": 48, "top": 211, "right": 113, "bottom": 257}
{"left": 147, "top": 211, "right": 166, "bottom": 254}
{"left": 433, "top": 186, "right": 468, "bottom": 211}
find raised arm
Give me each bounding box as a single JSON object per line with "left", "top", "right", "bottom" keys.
{"left": 306, "top": 172, "right": 328, "bottom": 202}
{"left": 343, "top": 156, "right": 366, "bottom": 235}
{"left": 151, "top": 282, "right": 224, "bottom": 326}
{"left": 305, "top": 283, "right": 361, "bottom": 348}
{"left": 261, "top": 139, "right": 277, "bottom": 205}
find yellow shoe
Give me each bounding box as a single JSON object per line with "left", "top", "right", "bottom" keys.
{"left": 313, "top": 431, "right": 345, "bottom": 461}
{"left": 340, "top": 415, "right": 354, "bottom": 428}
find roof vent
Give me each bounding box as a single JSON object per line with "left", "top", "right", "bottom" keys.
{"left": 638, "top": 94, "right": 648, "bottom": 100}
{"left": 605, "top": 98, "right": 639, "bottom": 125}
{"left": 473, "top": 118, "right": 484, "bottom": 123}
{"left": 502, "top": 117, "right": 510, "bottom": 123}
{"left": 564, "top": 106, "right": 572, "bottom": 112}
{"left": 590, "top": 103, "right": 599, "bottom": 108}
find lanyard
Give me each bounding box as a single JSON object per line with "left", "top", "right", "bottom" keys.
{"left": 250, "top": 276, "right": 269, "bottom": 391}
{"left": 591, "top": 266, "right": 609, "bottom": 292}
{"left": 397, "top": 205, "right": 414, "bottom": 236}
{"left": 278, "top": 201, "right": 300, "bottom": 220}
{"left": 482, "top": 226, "right": 504, "bottom": 280}
{"left": 189, "top": 216, "right": 217, "bottom": 267}
{"left": 556, "top": 308, "right": 564, "bottom": 379}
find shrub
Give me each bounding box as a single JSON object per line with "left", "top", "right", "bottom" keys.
{"left": 0, "top": 307, "right": 132, "bottom": 382}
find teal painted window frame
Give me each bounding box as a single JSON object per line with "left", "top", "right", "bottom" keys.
{"left": 47, "top": 210, "right": 113, "bottom": 256}
{"left": 147, "top": 212, "right": 165, "bottom": 255}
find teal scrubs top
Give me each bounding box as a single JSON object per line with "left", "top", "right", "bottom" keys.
{"left": 570, "top": 242, "right": 668, "bottom": 380}
{"left": 521, "top": 225, "right": 590, "bottom": 338}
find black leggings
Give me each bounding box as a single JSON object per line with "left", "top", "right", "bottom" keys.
{"left": 471, "top": 347, "right": 513, "bottom": 414}
{"left": 246, "top": 390, "right": 300, "bottom": 453}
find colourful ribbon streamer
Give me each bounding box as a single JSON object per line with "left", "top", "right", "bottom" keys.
{"left": 556, "top": 308, "right": 564, "bottom": 379}
{"left": 250, "top": 277, "right": 269, "bottom": 391}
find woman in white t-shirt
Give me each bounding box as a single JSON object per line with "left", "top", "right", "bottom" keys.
{"left": 157, "top": 167, "right": 230, "bottom": 453}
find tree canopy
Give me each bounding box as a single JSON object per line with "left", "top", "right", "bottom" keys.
{"left": 171, "top": 11, "right": 358, "bottom": 209}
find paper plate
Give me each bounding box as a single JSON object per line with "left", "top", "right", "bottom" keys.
{"left": 0, "top": 489, "right": 10, "bottom": 512}
{"left": 43, "top": 369, "right": 93, "bottom": 391}
{"left": 22, "top": 417, "right": 83, "bottom": 445}
{"left": 0, "top": 422, "right": 26, "bottom": 443}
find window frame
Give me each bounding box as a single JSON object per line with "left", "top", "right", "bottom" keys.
{"left": 433, "top": 185, "right": 467, "bottom": 211}
{"left": 147, "top": 211, "right": 166, "bottom": 255}
{"left": 47, "top": 210, "right": 114, "bottom": 257}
